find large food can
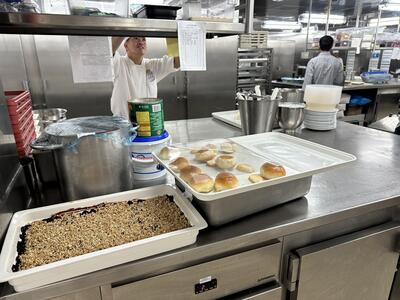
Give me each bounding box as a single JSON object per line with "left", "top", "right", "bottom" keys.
{"left": 128, "top": 98, "right": 164, "bottom": 137}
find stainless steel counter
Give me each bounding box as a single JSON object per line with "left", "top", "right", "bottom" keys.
{"left": 2, "top": 118, "right": 400, "bottom": 299}
{"left": 272, "top": 79, "right": 400, "bottom": 91}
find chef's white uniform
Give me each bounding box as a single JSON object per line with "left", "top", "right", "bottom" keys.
{"left": 111, "top": 52, "right": 176, "bottom": 119}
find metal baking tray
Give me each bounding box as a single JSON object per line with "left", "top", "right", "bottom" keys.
{"left": 0, "top": 185, "right": 207, "bottom": 292}
{"left": 154, "top": 132, "right": 356, "bottom": 226}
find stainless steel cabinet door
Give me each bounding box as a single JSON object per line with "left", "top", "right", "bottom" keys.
{"left": 49, "top": 287, "right": 101, "bottom": 300}
{"left": 288, "top": 222, "right": 400, "bottom": 300}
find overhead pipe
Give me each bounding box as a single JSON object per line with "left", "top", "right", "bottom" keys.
{"left": 245, "top": 0, "right": 254, "bottom": 34}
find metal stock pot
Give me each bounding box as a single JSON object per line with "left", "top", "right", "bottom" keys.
{"left": 31, "top": 116, "right": 137, "bottom": 201}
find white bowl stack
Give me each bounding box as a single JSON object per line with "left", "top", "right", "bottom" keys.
{"left": 303, "top": 85, "right": 343, "bottom": 131}
{"left": 304, "top": 109, "right": 338, "bottom": 130}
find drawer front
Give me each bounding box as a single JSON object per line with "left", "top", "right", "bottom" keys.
{"left": 227, "top": 283, "right": 283, "bottom": 300}
{"left": 112, "top": 242, "right": 282, "bottom": 300}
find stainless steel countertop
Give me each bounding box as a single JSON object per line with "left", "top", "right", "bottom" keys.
{"left": 272, "top": 79, "right": 400, "bottom": 91}
{"left": 2, "top": 118, "right": 400, "bottom": 299}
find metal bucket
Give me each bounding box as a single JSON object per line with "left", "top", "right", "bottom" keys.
{"left": 31, "top": 116, "right": 137, "bottom": 201}
{"left": 238, "top": 95, "right": 281, "bottom": 135}
{"left": 279, "top": 88, "right": 304, "bottom": 103}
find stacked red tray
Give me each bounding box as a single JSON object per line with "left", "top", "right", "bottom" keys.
{"left": 6, "top": 90, "right": 36, "bottom": 158}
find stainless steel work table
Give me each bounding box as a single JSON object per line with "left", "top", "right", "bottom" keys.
{"left": 1, "top": 118, "right": 400, "bottom": 299}
{"left": 272, "top": 80, "right": 400, "bottom": 124}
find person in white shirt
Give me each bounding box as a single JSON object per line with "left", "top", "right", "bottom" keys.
{"left": 110, "top": 37, "right": 180, "bottom": 119}
{"left": 302, "top": 35, "right": 344, "bottom": 89}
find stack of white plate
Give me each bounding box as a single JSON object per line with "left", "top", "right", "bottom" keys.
{"left": 304, "top": 109, "right": 338, "bottom": 131}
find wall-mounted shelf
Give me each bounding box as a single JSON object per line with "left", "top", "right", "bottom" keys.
{"left": 0, "top": 12, "right": 244, "bottom": 37}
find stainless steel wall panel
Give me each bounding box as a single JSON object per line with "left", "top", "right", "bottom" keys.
{"left": 19, "top": 35, "right": 46, "bottom": 108}
{"left": 146, "top": 38, "right": 187, "bottom": 121}
{"left": 268, "top": 40, "right": 296, "bottom": 79}
{"left": 186, "top": 35, "right": 238, "bottom": 119}
{"left": 0, "top": 35, "right": 27, "bottom": 91}
{"left": 34, "top": 35, "right": 112, "bottom": 118}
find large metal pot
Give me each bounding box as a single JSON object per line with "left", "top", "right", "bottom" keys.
{"left": 31, "top": 116, "right": 137, "bottom": 201}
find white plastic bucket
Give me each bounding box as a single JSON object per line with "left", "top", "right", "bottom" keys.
{"left": 130, "top": 131, "right": 170, "bottom": 180}
{"left": 304, "top": 85, "right": 342, "bottom": 112}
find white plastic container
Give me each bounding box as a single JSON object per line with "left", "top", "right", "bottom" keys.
{"left": 304, "top": 85, "right": 343, "bottom": 112}
{"left": 154, "top": 133, "right": 356, "bottom": 202}
{"left": 130, "top": 131, "right": 171, "bottom": 180}
{"left": 0, "top": 185, "right": 207, "bottom": 292}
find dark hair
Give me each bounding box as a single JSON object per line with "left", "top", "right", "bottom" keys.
{"left": 319, "top": 35, "right": 334, "bottom": 51}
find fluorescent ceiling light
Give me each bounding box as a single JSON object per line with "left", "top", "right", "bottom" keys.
{"left": 262, "top": 21, "right": 302, "bottom": 30}
{"left": 369, "top": 16, "right": 400, "bottom": 26}
{"left": 299, "top": 13, "right": 346, "bottom": 25}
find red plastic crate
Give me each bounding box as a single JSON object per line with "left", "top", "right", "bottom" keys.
{"left": 17, "top": 144, "right": 31, "bottom": 158}
{"left": 11, "top": 116, "right": 34, "bottom": 139}
{"left": 15, "top": 127, "right": 36, "bottom": 149}
{"left": 9, "top": 106, "right": 33, "bottom": 126}
{"left": 6, "top": 91, "right": 31, "bottom": 116}
{"left": 6, "top": 90, "right": 35, "bottom": 158}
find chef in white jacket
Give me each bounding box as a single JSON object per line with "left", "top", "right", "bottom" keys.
{"left": 110, "top": 37, "right": 180, "bottom": 119}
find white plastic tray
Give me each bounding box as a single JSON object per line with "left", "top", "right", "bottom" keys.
{"left": 154, "top": 133, "right": 356, "bottom": 202}
{"left": 0, "top": 185, "right": 207, "bottom": 292}
{"left": 212, "top": 111, "right": 241, "bottom": 128}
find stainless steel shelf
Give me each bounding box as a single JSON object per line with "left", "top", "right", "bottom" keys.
{"left": 0, "top": 12, "right": 244, "bottom": 36}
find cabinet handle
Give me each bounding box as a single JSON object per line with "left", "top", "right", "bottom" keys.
{"left": 285, "top": 253, "right": 300, "bottom": 292}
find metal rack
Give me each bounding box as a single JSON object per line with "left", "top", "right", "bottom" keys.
{"left": 237, "top": 48, "right": 273, "bottom": 93}
{"left": 0, "top": 12, "right": 244, "bottom": 36}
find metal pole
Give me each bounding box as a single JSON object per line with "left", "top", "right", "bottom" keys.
{"left": 305, "top": 0, "right": 313, "bottom": 50}
{"left": 245, "top": 0, "right": 254, "bottom": 34}
{"left": 355, "top": 0, "right": 362, "bottom": 28}
{"left": 325, "top": 0, "right": 332, "bottom": 35}
{"left": 372, "top": 9, "right": 381, "bottom": 52}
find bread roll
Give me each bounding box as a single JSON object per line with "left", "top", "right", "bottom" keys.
{"left": 260, "top": 163, "right": 286, "bottom": 179}
{"left": 215, "top": 172, "right": 239, "bottom": 192}
{"left": 195, "top": 150, "right": 217, "bottom": 162}
{"left": 216, "top": 155, "right": 236, "bottom": 169}
{"left": 206, "top": 157, "right": 217, "bottom": 167}
{"left": 169, "top": 157, "right": 189, "bottom": 172}
{"left": 189, "top": 174, "right": 214, "bottom": 193}
{"left": 220, "top": 142, "right": 235, "bottom": 153}
{"left": 249, "top": 174, "right": 263, "bottom": 183}
{"left": 236, "top": 163, "right": 254, "bottom": 173}
{"left": 180, "top": 165, "right": 202, "bottom": 183}
{"left": 159, "top": 146, "right": 179, "bottom": 160}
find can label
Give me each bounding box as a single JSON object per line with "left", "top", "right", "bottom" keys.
{"left": 128, "top": 99, "right": 164, "bottom": 137}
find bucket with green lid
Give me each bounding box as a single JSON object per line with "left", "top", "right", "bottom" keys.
{"left": 128, "top": 98, "right": 164, "bottom": 137}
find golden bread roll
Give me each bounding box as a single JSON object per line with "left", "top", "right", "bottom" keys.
{"left": 195, "top": 150, "right": 217, "bottom": 162}
{"left": 215, "top": 172, "right": 239, "bottom": 192}
{"left": 249, "top": 174, "right": 264, "bottom": 183}
{"left": 169, "top": 157, "right": 189, "bottom": 172}
{"left": 216, "top": 155, "right": 236, "bottom": 169}
{"left": 180, "top": 165, "right": 203, "bottom": 183}
{"left": 189, "top": 174, "right": 214, "bottom": 193}
{"left": 236, "top": 163, "right": 254, "bottom": 173}
{"left": 260, "top": 163, "right": 286, "bottom": 179}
